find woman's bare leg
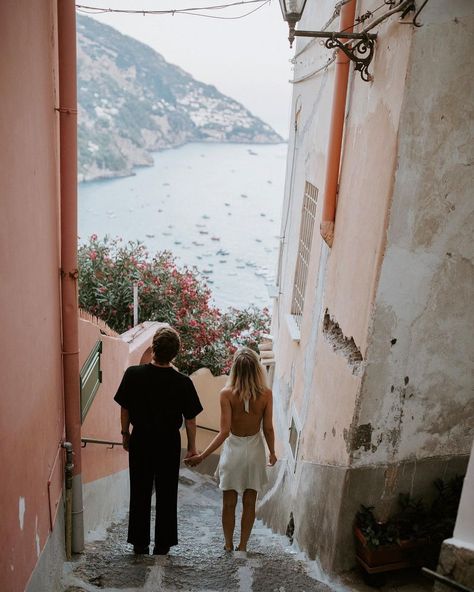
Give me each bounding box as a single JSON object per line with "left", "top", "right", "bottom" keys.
{"left": 222, "top": 490, "right": 238, "bottom": 550}
{"left": 237, "top": 489, "right": 257, "bottom": 551}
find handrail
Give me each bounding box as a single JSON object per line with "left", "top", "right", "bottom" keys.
{"left": 422, "top": 567, "right": 474, "bottom": 592}
{"left": 81, "top": 437, "right": 122, "bottom": 449}
{"left": 81, "top": 424, "right": 219, "bottom": 449}
{"left": 197, "top": 424, "right": 219, "bottom": 434}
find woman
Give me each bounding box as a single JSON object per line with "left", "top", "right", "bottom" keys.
{"left": 185, "top": 347, "right": 277, "bottom": 552}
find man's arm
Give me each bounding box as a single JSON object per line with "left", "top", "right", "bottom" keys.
{"left": 185, "top": 389, "right": 232, "bottom": 466}
{"left": 184, "top": 417, "right": 198, "bottom": 459}
{"left": 120, "top": 407, "right": 131, "bottom": 451}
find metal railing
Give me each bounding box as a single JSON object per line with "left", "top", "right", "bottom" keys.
{"left": 422, "top": 568, "right": 474, "bottom": 592}
{"left": 81, "top": 424, "right": 219, "bottom": 449}
{"left": 81, "top": 437, "right": 122, "bottom": 449}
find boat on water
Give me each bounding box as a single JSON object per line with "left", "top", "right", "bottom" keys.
{"left": 145, "top": 233, "right": 155, "bottom": 238}
{"left": 211, "top": 236, "right": 220, "bottom": 241}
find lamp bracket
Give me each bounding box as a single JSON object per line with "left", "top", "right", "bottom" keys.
{"left": 293, "top": 31, "right": 377, "bottom": 82}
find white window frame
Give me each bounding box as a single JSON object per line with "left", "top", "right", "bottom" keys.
{"left": 290, "top": 181, "right": 318, "bottom": 335}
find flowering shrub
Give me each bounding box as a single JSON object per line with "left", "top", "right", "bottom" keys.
{"left": 78, "top": 236, "right": 270, "bottom": 375}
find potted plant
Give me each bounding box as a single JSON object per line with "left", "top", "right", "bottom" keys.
{"left": 354, "top": 475, "right": 464, "bottom": 579}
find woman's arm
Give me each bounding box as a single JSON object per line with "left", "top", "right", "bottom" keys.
{"left": 185, "top": 390, "right": 232, "bottom": 466}
{"left": 263, "top": 390, "right": 277, "bottom": 466}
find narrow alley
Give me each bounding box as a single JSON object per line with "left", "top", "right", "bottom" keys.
{"left": 62, "top": 469, "right": 430, "bottom": 592}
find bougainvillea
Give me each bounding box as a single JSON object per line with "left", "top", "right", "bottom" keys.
{"left": 78, "top": 236, "right": 270, "bottom": 375}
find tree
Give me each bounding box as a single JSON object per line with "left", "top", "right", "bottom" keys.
{"left": 78, "top": 235, "right": 270, "bottom": 375}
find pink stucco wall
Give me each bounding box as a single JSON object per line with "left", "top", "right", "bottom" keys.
{"left": 0, "top": 2, "right": 63, "bottom": 591}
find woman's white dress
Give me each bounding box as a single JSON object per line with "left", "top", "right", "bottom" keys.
{"left": 216, "top": 399, "right": 268, "bottom": 493}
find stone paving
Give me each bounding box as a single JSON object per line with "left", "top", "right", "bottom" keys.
{"left": 62, "top": 469, "right": 431, "bottom": 592}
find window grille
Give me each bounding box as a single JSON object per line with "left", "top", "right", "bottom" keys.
{"left": 80, "top": 340, "right": 102, "bottom": 423}
{"left": 291, "top": 181, "right": 318, "bottom": 328}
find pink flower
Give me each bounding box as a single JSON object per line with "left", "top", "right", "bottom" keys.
{"left": 90, "top": 251, "right": 97, "bottom": 261}
{"left": 90, "top": 234, "right": 98, "bottom": 241}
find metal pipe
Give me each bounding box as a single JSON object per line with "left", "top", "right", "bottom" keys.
{"left": 58, "top": 0, "right": 84, "bottom": 553}
{"left": 62, "top": 442, "right": 74, "bottom": 560}
{"left": 320, "top": 0, "right": 357, "bottom": 247}
{"left": 422, "top": 567, "right": 474, "bottom": 592}
{"left": 295, "top": 30, "right": 376, "bottom": 40}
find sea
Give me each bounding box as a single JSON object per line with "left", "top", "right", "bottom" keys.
{"left": 78, "top": 142, "right": 287, "bottom": 311}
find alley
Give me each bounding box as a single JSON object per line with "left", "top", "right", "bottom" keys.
{"left": 62, "top": 469, "right": 430, "bottom": 592}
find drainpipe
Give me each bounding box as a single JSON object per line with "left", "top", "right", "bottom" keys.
{"left": 320, "top": 0, "right": 357, "bottom": 247}
{"left": 58, "top": 0, "right": 84, "bottom": 553}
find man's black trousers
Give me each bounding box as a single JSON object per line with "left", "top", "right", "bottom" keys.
{"left": 127, "top": 430, "right": 181, "bottom": 548}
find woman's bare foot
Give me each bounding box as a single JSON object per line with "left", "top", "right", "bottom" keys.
{"left": 236, "top": 545, "right": 247, "bottom": 552}
{"left": 224, "top": 544, "right": 233, "bottom": 551}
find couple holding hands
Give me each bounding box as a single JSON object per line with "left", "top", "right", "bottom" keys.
{"left": 114, "top": 325, "right": 277, "bottom": 556}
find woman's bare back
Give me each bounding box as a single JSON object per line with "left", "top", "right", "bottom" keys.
{"left": 224, "top": 386, "right": 271, "bottom": 436}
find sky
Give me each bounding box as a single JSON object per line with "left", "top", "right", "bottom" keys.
{"left": 77, "top": 0, "right": 295, "bottom": 138}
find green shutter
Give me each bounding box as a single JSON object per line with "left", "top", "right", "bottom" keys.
{"left": 80, "top": 340, "right": 103, "bottom": 423}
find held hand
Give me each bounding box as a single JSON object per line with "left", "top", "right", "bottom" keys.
{"left": 184, "top": 449, "right": 198, "bottom": 460}
{"left": 268, "top": 452, "right": 277, "bottom": 466}
{"left": 184, "top": 454, "right": 203, "bottom": 467}
{"left": 122, "top": 433, "right": 130, "bottom": 452}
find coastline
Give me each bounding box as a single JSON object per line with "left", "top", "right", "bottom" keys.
{"left": 78, "top": 138, "right": 288, "bottom": 184}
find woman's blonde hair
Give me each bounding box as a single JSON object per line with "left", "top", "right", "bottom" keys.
{"left": 228, "top": 347, "right": 266, "bottom": 405}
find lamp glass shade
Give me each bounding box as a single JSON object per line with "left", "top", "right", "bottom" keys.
{"left": 279, "top": 0, "right": 307, "bottom": 23}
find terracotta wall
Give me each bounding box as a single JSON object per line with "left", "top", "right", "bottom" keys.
{"left": 0, "top": 2, "right": 63, "bottom": 591}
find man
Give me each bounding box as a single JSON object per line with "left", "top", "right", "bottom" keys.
{"left": 114, "top": 326, "right": 203, "bottom": 555}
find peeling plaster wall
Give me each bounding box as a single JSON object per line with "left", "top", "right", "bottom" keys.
{"left": 265, "top": 0, "right": 474, "bottom": 574}
{"left": 351, "top": 4, "right": 474, "bottom": 468}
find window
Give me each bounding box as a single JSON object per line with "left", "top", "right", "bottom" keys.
{"left": 291, "top": 181, "right": 318, "bottom": 329}
{"left": 288, "top": 412, "right": 302, "bottom": 473}
{"left": 80, "top": 340, "right": 102, "bottom": 423}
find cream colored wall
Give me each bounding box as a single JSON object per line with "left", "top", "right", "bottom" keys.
{"left": 185, "top": 368, "right": 228, "bottom": 453}
{"left": 273, "top": 0, "right": 413, "bottom": 466}
{"left": 79, "top": 318, "right": 130, "bottom": 484}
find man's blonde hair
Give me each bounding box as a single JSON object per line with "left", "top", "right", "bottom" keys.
{"left": 228, "top": 347, "right": 266, "bottom": 405}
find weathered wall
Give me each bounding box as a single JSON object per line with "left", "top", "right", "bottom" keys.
{"left": 265, "top": 0, "right": 474, "bottom": 574}
{"left": 0, "top": 2, "right": 65, "bottom": 590}
{"left": 351, "top": 3, "right": 474, "bottom": 468}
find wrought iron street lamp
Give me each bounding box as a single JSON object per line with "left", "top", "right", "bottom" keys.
{"left": 279, "top": 0, "right": 377, "bottom": 81}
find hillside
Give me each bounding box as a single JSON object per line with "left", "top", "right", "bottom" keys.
{"left": 77, "top": 15, "right": 283, "bottom": 182}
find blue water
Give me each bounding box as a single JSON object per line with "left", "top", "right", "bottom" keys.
{"left": 78, "top": 142, "right": 287, "bottom": 310}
